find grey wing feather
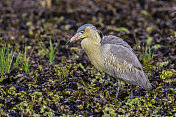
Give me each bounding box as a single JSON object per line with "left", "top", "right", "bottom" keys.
{"left": 101, "top": 36, "right": 152, "bottom": 90}
{"left": 101, "top": 35, "right": 133, "bottom": 51}
{"left": 101, "top": 35, "right": 142, "bottom": 70}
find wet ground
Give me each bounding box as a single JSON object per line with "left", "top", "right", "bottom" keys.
{"left": 0, "top": 0, "right": 176, "bottom": 116}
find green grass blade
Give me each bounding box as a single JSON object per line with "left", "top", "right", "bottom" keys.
{"left": 14, "top": 53, "right": 21, "bottom": 68}
{"left": 5, "top": 48, "right": 9, "bottom": 73}
{"left": 8, "top": 49, "right": 13, "bottom": 73}
{"left": 0, "top": 46, "right": 5, "bottom": 74}
{"left": 0, "top": 45, "right": 13, "bottom": 75}
{"left": 49, "top": 39, "right": 55, "bottom": 63}
{"left": 22, "top": 47, "right": 30, "bottom": 73}
{"left": 148, "top": 46, "right": 151, "bottom": 61}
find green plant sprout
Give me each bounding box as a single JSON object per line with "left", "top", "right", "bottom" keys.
{"left": 142, "top": 37, "right": 155, "bottom": 64}
{"left": 49, "top": 39, "right": 57, "bottom": 63}
{"left": 22, "top": 47, "right": 30, "bottom": 73}
{"left": 0, "top": 45, "right": 13, "bottom": 75}
{"left": 14, "top": 52, "right": 21, "bottom": 69}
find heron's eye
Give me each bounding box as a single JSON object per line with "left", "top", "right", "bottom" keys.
{"left": 80, "top": 31, "right": 84, "bottom": 34}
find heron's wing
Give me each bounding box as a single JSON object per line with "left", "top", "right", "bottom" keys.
{"left": 101, "top": 36, "right": 152, "bottom": 90}
{"left": 101, "top": 35, "right": 143, "bottom": 70}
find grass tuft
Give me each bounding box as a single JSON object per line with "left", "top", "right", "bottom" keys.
{"left": 14, "top": 52, "right": 21, "bottom": 69}
{"left": 0, "top": 45, "right": 13, "bottom": 75}
{"left": 49, "top": 39, "right": 57, "bottom": 63}
{"left": 22, "top": 47, "right": 30, "bottom": 73}
{"left": 142, "top": 37, "right": 154, "bottom": 64}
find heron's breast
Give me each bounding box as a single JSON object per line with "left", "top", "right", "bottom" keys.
{"left": 81, "top": 40, "right": 107, "bottom": 72}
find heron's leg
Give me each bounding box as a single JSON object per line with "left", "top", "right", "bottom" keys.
{"left": 130, "top": 85, "right": 133, "bottom": 99}
{"left": 115, "top": 79, "right": 121, "bottom": 101}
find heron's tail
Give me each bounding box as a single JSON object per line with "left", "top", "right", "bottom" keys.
{"left": 136, "top": 70, "right": 152, "bottom": 91}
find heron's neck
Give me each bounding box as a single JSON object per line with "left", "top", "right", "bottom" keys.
{"left": 81, "top": 34, "right": 101, "bottom": 54}
{"left": 81, "top": 35, "right": 106, "bottom": 72}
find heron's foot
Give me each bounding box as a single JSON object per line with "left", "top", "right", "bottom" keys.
{"left": 115, "top": 79, "right": 121, "bottom": 102}
{"left": 130, "top": 85, "right": 133, "bottom": 99}
{"left": 115, "top": 90, "right": 119, "bottom": 102}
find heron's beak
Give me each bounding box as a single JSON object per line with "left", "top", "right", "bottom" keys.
{"left": 66, "top": 33, "right": 86, "bottom": 44}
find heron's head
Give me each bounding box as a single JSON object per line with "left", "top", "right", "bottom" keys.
{"left": 67, "top": 24, "right": 103, "bottom": 44}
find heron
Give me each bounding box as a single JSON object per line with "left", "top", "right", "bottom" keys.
{"left": 67, "top": 24, "right": 152, "bottom": 100}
